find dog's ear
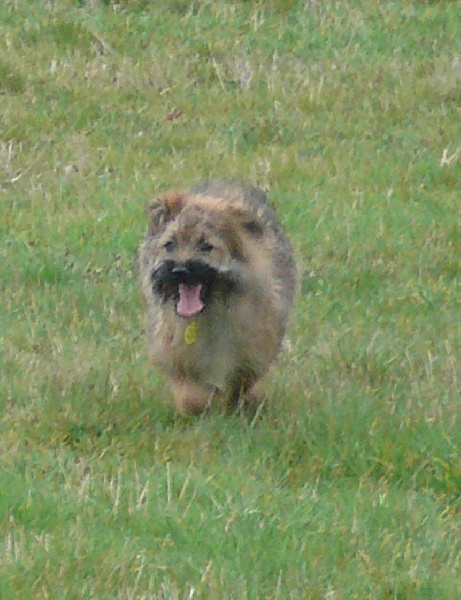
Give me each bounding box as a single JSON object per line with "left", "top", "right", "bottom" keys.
{"left": 241, "top": 218, "right": 264, "bottom": 238}
{"left": 216, "top": 207, "right": 264, "bottom": 262}
{"left": 229, "top": 205, "right": 264, "bottom": 239}
{"left": 147, "top": 190, "right": 186, "bottom": 235}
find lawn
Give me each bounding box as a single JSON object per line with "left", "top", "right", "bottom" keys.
{"left": 1, "top": 0, "right": 460, "bottom": 598}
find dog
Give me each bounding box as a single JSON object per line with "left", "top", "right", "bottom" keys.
{"left": 138, "top": 179, "right": 296, "bottom": 415}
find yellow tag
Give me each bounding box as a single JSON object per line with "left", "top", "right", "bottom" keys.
{"left": 184, "top": 321, "right": 198, "bottom": 345}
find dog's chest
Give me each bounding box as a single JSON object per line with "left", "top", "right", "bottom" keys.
{"left": 166, "top": 314, "right": 237, "bottom": 388}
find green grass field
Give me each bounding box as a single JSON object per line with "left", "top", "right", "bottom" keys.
{"left": 1, "top": 0, "right": 460, "bottom": 597}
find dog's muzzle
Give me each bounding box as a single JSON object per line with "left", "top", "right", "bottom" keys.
{"left": 151, "top": 260, "right": 216, "bottom": 318}
{"left": 151, "top": 259, "right": 241, "bottom": 318}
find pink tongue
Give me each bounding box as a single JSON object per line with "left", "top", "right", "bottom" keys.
{"left": 177, "top": 284, "right": 204, "bottom": 317}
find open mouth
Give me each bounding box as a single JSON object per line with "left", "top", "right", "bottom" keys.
{"left": 151, "top": 259, "right": 215, "bottom": 319}
{"left": 176, "top": 283, "right": 206, "bottom": 318}
{"left": 152, "top": 259, "right": 240, "bottom": 319}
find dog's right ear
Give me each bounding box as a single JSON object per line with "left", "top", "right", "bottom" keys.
{"left": 147, "top": 190, "right": 186, "bottom": 235}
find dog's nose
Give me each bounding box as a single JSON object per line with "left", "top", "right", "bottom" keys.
{"left": 171, "top": 266, "right": 190, "bottom": 277}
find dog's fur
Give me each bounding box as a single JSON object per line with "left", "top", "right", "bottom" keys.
{"left": 139, "top": 180, "right": 296, "bottom": 415}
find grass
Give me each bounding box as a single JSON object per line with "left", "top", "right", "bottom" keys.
{"left": 1, "top": 0, "right": 460, "bottom": 597}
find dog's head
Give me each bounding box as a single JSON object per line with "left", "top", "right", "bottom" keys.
{"left": 145, "top": 191, "right": 261, "bottom": 318}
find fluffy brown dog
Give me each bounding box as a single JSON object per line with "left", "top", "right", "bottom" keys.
{"left": 139, "top": 180, "right": 296, "bottom": 415}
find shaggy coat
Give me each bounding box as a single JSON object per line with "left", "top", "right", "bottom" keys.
{"left": 139, "top": 180, "right": 296, "bottom": 414}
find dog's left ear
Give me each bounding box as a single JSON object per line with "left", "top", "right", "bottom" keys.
{"left": 242, "top": 218, "right": 264, "bottom": 238}
{"left": 229, "top": 206, "right": 264, "bottom": 239}
{"left": 147, "top": 190, "right": 186, "bottom": 235}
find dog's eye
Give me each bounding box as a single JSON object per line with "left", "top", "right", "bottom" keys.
{"left": 163, "top": 240, "right": 176, "bottom": 252}
{"left": 197, "top": 240, "right": 214, "bottom": 253}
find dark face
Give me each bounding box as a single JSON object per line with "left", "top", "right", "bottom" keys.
{"left": 149, "top": 208, "right": 244, "bottom": 318}
{"left": 151, "top": 258, "right": 239, "bottom": 318}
